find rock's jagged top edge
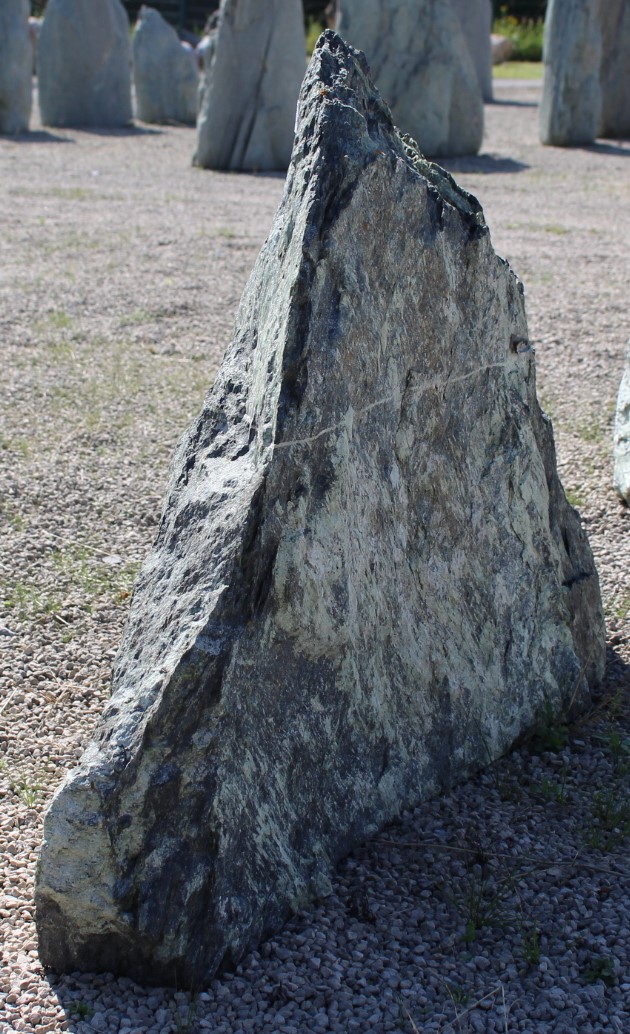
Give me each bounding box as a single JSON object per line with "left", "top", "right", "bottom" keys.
{"left": 305, "top": 30, "right": 486, "bottom": 232}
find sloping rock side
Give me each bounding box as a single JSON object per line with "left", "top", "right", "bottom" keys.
{"left": 36, "top": 31, "right": 605, "bottom": 989}
{"left": 613, "top": 341, "right": 630, "bottom": 503}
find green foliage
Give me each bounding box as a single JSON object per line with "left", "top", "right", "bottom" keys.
{"left": 493, "top": 11, "right": 545, "bottom": 61}
{"left": 586, "top": 789, "right": 630, "bottom": 851}
{"left": 581, "top": 954, "right": 616, "bottom": 987}
{"left": 521, "top": 923, "right": 541, "bottom": 968}
{"left": 529, "top": 700, "right": 569, "bottom": 754}
{"left": 493, "top": 61, "right": 543, "bottom": 80}
{"left": 306, "top": 17, "right": 326, "bottom": 55}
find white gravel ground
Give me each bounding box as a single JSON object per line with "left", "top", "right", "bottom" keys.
{"left": 1, "top": 78, "right": 630, "bottom": 1034}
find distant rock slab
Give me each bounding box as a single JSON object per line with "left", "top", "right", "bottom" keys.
{"left": 540, "top": 0, "right": 630, "bottom": 145}
{"left": 133, "top": 6, "right": 198, "bottom": 125}
{"left": 336, "top": 0, "right": 483, "bottom": 157}
{"left": 451, "top": 0, "right": 493, "bottom": 102}
{"left": 38, "top": 0, "right": 132, "bottom": 128}
{"left": 599, "top": 0, "right": 630, "bottom": 139}
{"left": 0, "top": 0, "right": 32, "bottom": 134}
{"left": 614, "top": 342, "right": 630, "bottom": 503}
{"left": 36, "top": 31, "right": 605, "bottom": 989}
{"left": 194, "top": 0, "right": 306, "bottom": 171}
{"left": 540, "top": 0, "right": 602, "bottom": 146}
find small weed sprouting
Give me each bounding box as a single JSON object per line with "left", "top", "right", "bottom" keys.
{"left": 1, "top": 761, "right": 42, "bottom": 809}
{"left": 581, "top": 954, "right": 616, "bottom": 988}
{"left": 586, "top": 789, "right": 630, "bottom": 851}
{"left": 69, "top": 1000, "right": 93, "bottom": 1021}
{"left": 565, "top": 488, "right": 585, "bottom": 510}
{"left": 534, "top": 770, "right": 569, "bottom": 807}
{"left": 173, "top": 993, "right": 199, "bottom": 1034}
{"left": 449, "top": 866, "right": 514, "bottom": 945}
{"left": 444, "top": 980, "right": 469, "bottom": 1006}
{"left": 529, "top": 700, "right": 569, "bottom": 754}
{"left": 520, "top": 923, "right": 541, "bottom": 968}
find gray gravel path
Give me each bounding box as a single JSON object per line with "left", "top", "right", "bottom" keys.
{"left": 1, "top": 78, "right": 630, "bottom": 1034}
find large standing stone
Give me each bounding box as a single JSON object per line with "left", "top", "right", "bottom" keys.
{"left": 336, "top": 0, "right": 483, "bottom": 157}
{"left": 451, "top": 0, "right": 493, "bottom": 102}
{"left": 194, "top": 0, "right": 306, "bottom": 171}
{"left": 540, "top": 0, "right": 602, "bottom": 146}
{"left": 0, "top": 0, "right": 32, "bottom": 134}
{"left": 37, "top": 0, "right": 132, "bottom": 128}
{"left": 599, "top": 0, "right": 630, "bottom": 138}
{"left": 36, "top": 31, "right": 605, "bottom": 988}
{"left": 133, "top": 6, "right": 198, "bottom": 125}
{"left": 613, "top": 342, "right": 630, "bottom": 503}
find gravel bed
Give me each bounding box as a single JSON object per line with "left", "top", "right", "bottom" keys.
{"left": 1, "top": 79, "right": 630, "bottom": 1034}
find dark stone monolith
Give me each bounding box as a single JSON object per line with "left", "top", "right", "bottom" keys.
{"left": 36, "top": 31, "right": 605, "bottom": 989}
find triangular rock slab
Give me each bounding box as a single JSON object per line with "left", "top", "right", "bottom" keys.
{"left": 36, "top": 31, "right": 605, "bottom": 988}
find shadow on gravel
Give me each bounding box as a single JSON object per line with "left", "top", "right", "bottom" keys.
{"left": 488, "top": 97, "right": 539, "bottom": 108}
{"left": 603, "top": 642, "right": 630, "bottom": 695}
{"left": 442, "top": 154, "right": 530, "bottom": 175}
{"left": 3, "top": 130, "right": 73, "bottom": 144}
{"left": 583, "top": 141, "right": 630, "bottom": 157}
{"left": 79, "top": 125, "right": 165, "bottom": 138}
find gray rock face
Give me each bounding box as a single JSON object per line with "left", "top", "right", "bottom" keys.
{"left": 599, "top": 0, "right": 630, "bottom": 138}
{"left": 37, "top": 0, "right": 132, "bottom": 128}
{"left": 36, "top": 31, "right": 605, "bottom": 989}
{"left": 614, "top": 342, "right": 630, "bottom": 503}
{"left": 540, "top": 0, "right": 602, "bottom": 146}
{"left": 336, "top": 0, "right": 483, "bottom": 157}
{"left": 451, "top": 0, "right": 493, "bottom": 102}
{"left": 0, "top": 0, "right": 32, "bottom": 134}
{"left": 133, "top": 6, "right": 198, "bottom": 125}
{"left": 194, "top": 0, "right": 306, "bottom": 171}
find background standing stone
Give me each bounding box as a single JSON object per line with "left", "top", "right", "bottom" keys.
{"left": 133, "top": 6, "right": 198, "bottom": 125}
{"left": 0, "top": 0, "right": 32, "bottom": 134}
{"left": 336, "top": 0, "right": 483, "bottom": 156}
{"left": 614, "top": 342, "right": 630, "bottom": 503}
{"left": 539, "top": 0, "right": 602, "bottom": 146}
{"left": 38, "top": 0, "right": 132, "bottom": 128}
{"left": 194, "top": 0, "right": 306, "bottom": 171}
{"left": 36, "top": 31, "right": 604, "bottom": 989}
{"left": 451, "top": 0, "right": 493, "bottom": 102}
{"left": 599, "top": 0, "right": 630, "bottom": 138}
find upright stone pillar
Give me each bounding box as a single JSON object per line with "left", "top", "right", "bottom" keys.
{"left": 38, "top": 0, "right": 132, "bottom": 128}
{"left": 0, "top": 0, "right": 32, "bottom": 134}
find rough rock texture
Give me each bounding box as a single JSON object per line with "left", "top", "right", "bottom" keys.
{"left": 539, "top": 0, "right": 602, "bottom": 146}
{"left": 132, "top": 6, "right": 198, "bottom": 125}
{"left": 0, "top": 0, "right": 32, "bottom": 134}
{"left": 36, "top": 31, "right": 605, "bottom": 989}
{"left": 37, "top": 0, "right": 132, "bottom": 128}
{"left": 613, "top": 342, "right": 630, "bottom": 503}
{"left": 336, "top": 0, "right": 483, "bottom": 157}
{"left": 599, "top": 0, "right": 630, "bottom": 138}
{"left": 451, "top": 0, "right": 493, "bottom": 102}
{"left": 194, "top": 0, "right": 306, "bottom": 171}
